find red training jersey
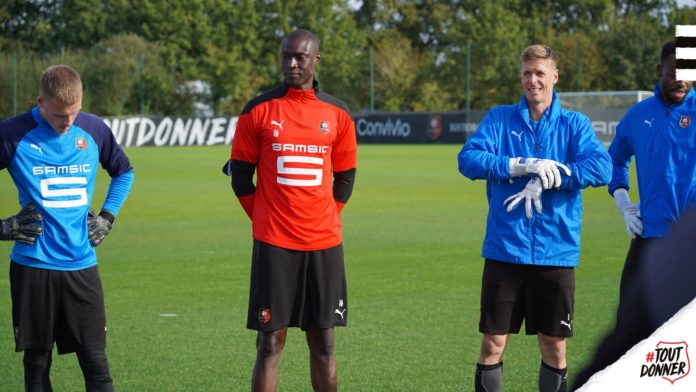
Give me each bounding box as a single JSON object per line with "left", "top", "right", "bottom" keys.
{"left": 231, "top": 83, "right": 357, "bottom": 250}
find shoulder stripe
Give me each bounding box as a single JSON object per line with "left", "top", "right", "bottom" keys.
{"left": 0, "top": 110, "right": 38, "bottom": 170}
{"left": 316, "top": 90, "right": 352, "bottom": 117}
{"left": 241, "top": 84, "right": 289, "bottom": 114}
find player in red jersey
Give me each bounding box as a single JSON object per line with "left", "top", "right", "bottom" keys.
{"left": 223, "top": 29, "right": 357, "bottom": 392}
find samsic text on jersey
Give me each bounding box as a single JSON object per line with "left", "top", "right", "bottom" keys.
{"left": 231, "top": 83, "right": 357, "bottom": 251}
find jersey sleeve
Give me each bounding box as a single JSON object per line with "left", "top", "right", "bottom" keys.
{"left": 77, "top": 113, "right": 132, "bottom": 177}
{"left": 0, "top": 112, "right": 36, "bottom": 170}
{"left": 102, "top": 169, "right": 135, "bottom": 216}
{"left": 331, "top": 111, "right": 357, "bottom": 172}
{"left": 231, "top": 111, "right": 260, "bottom": 164}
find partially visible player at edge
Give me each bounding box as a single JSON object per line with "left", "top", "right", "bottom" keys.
{"left": 0, "top": 65, "right": 134, "bottom": 391}
{"left": 572, "top": 40, "right": 696, "bottom": 389}
{"left": 457, "top": 45, "right": 610, "bottom": 392}
{"left": 222, "top": 29, "right": 357, "bottom": 392}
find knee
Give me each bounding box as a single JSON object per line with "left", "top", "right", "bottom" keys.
{"left": 307, "top": 328, "right": 335, "bottom": 358}
{"left": 77, "top": 348, "right": 113, "bottom": 385}
{"left": 311, "top": 337, "right": 335, "bottom": 358}
{"left": 539, "top": 336, "right": 567, "bottom": 366}
{"left": 256, "top": 331, "right": 286, "bottom": 359}
{"left": 480, "top": 335, "right": 507, "bottom": 359}
{"left": 24, "top": 349, "right": 52, "bottom": 370}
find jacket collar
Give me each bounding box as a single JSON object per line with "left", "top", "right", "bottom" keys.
{"left": 517, "top": 90, "right": 560, "bottom": 125}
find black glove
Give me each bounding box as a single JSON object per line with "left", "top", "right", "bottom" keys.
{"left": 0, "top": 204, "right": 43, "bottom": 244}
{"left": 88, "top": 210, "right": 114, "bottom": 247}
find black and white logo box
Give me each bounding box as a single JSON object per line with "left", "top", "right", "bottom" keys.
{"left": 676, "top": 25, "right": 696, "bottom": 82}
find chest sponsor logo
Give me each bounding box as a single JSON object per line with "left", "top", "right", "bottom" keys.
{"left": 271, "top": 143, "right": 329, "bottom": 154}
{"left": 32, "top": 164, "right": 92, "bottom": 176}
{"left": 679, "top": 116, "right": 691, "bottom": 129}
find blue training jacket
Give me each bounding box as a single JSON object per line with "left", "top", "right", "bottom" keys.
{"left": 458, "top": 91, "right": 611, "bottom": 267}
{"left": 609, "top": 84, "right": 696, "bottom": 238}
{"left": 0, "top": 107, "right": 134, "bottom": 271}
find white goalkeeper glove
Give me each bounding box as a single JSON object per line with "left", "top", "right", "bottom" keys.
{"left": 613, "top": 188, "right": 642, "bottom": 239}
{"left": 504, "top": 177, "right": 543, "bottom": 219}
{"left": 509, "top": 157, "right": 571, "bottom": 189}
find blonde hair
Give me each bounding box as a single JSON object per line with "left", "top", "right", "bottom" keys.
{"left": 39, "top": 65, "right": 83, "bottom": 105}
{"left": 520, "top": 45, "right": 557, "bottom": 69}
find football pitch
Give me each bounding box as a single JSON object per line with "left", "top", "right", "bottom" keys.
{"left": 0, "top": 144, "right": 631, "bottom": 391}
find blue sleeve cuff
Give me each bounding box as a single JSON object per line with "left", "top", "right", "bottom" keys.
{"left": 102, "top": 169, "right": 134, "bottom": 216}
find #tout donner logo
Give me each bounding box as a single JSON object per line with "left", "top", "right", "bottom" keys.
{"left": 640, "top": 341, "right": 690, "bottom": 385}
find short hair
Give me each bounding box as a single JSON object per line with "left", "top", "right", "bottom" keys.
{"left": 282, "top": 29, "right": 320, "bottom": 53}
{"left": 39, "top": 65, "right": 83, "bottom": 105}
{"left": 661, "top": 41, "right": 677, "bottom": 63}
{"left": 520, "top": 45, "right": 557, "bottom": 69}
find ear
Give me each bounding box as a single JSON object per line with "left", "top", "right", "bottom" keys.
{"left": 36, "top": 96, "right": 43, "bottom": 106}
{"left": 553, "top": 68, "right": 559, "bottom": 85}
{"left": 315, "top": 51, "right": 321, "bottom": 64}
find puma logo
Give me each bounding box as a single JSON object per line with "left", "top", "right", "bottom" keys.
{"left": 644, "top": 118, "right": 654, "bottom": 127}
{"left": 335, "top": 308, "right": 346, "bottom": 319}
{"left": 511, "top": 130, "right": 524, "bottom": 141}
{"left": 560, "top": 314, "right": 573, "bottom": 331}
{"left": 271, "top": 120, "right": 285, "bottom": 130}
{"left": 30, "top": 143, "right": 43, "bottom": 154}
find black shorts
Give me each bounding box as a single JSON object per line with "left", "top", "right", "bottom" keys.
{"left": 479, "top": 259, "right": 575, "bottom": 337}
{"left": 10, "top": 262, "right": 108, "bottom": 354}
{"left": 247, "top": 240, "right": 348, "bottom": 331}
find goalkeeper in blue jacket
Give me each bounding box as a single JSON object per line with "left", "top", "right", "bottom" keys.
{"left": 458, "top": 45, "right": 610, "bottom": 392}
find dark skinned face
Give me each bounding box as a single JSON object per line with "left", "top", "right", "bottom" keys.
{"left": 657, "top": 53, "right": 693, "bottom": 104}
{"left": 281, "top": 34, "right": 320, "bottom": 90}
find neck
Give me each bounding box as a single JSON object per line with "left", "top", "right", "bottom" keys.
{"left": 528, "top": 103, "right": 548, "bottom": 121}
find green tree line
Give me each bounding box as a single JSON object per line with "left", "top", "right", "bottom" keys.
{"left": 1, "top": 0, "right": 694, "bottom": 118}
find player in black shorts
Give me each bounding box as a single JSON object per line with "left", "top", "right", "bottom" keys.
{"left": 1, "top": 65, "right": 134, "bottom": 391}
{"left": 457, "top": 44, "right": 610, "bottom": 392}
{"left": 223, "top": 29, "right": 357, "bottom": 392}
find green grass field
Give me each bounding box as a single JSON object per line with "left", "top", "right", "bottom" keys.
{"left": 0, "top": 144, "right": 634, "bottom": 391}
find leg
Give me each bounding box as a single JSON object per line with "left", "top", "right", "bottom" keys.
{"left": 252, "top": 329, "right": 287, "bottom": 392}
{"left": 537, "top": 333, "right": 566, "bottom": 368}
{"left": 537, "top": 333, "right": 567, "bottom": 392}
{"left": 616, "top": 238, "right": 651, "bottom": 328}
{"left": 475, "top": 334, "right": 508, "bottom": 392}
{"left": 76, "top": 348, "right": 114, "bottom": 392}
{"left": 479, "top": 333, "right": 508, "bottom": 365}
{"left": 23, "top": 349, "right": 53, "bottom": 392}
{"left": 476, "top": 260, "right": 526, "bottom": 392}
{"left": 305, "top": 327, "right": 337, "bottom": 392}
